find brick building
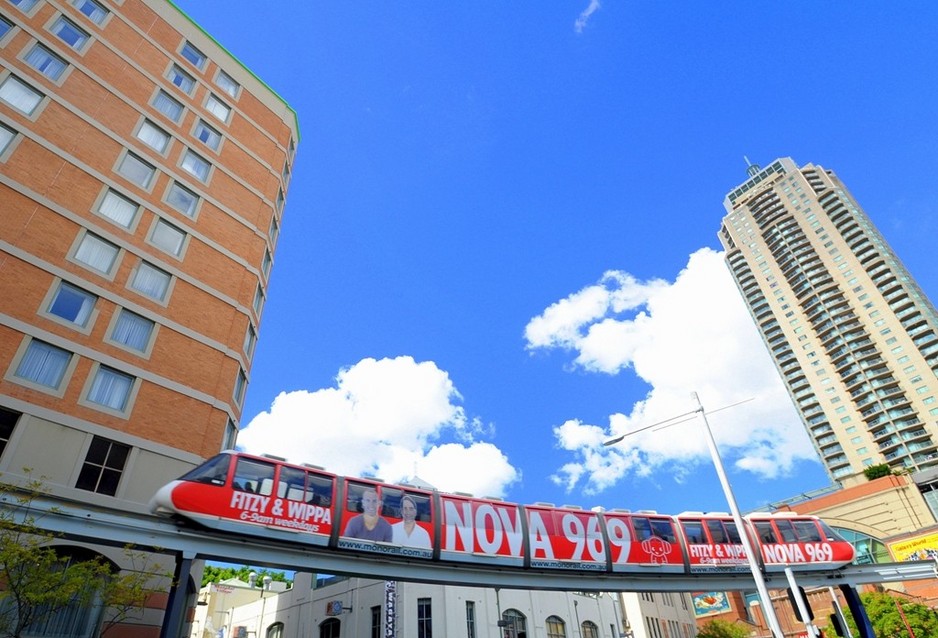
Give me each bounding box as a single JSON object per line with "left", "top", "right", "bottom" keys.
{"left": 0, "top": 0, "right": 297, "bottom": 635}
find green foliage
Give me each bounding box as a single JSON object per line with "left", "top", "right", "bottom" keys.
{"left": 863, "top": 464, "right": 895, "bottom": 480}
{"left": 838, "top": 590, "right": 938, "bottom": 638}
{"left": 201, "top": 564, "right": 291, "bottom": 588}
{"left": 0, "top": 473, "right": 169, "bottom": 638}
{"left": 696, "top": 618, "right": 751, "bottom": 638}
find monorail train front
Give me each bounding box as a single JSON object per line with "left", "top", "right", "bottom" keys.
{"left": 149, "top": 452, "right": 234, "bottom": 522}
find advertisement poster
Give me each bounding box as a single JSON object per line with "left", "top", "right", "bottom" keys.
{"left": 692, "top": 592, "right": 732, "bottom": 617}
{"left": 888, "top": 532, "right": 938, "bottom": 562}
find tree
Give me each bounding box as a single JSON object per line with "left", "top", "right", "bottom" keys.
{"left": 98, "top": 546, "right": 173, "bottom": 637}
{"left": 0, "top": 473, "right": 169, "bottom": 638}
{"left": 863, "top": 464, "right": 895, "bottom": 480}
{"left": 838, "top": 591, "right": 938, "bottom": 638}
{"left": 696, "top": 619, "right": 751, "bottom": 638}
{"left": 201, "top": 564, "right": 291, "bottom": 588}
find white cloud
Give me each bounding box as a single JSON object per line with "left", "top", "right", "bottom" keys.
{"left": 237, "top": 356, "right": 520, "bottom": 498}
{"left": 574, "top": 0, "right": 602, "bottom": 34}
{"left": 525, "top": 248, "right": 819, "bottom": 494}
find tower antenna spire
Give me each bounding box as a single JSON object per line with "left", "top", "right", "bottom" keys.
{"left": 744, "top": 155, "right": 760, "bottom": 177}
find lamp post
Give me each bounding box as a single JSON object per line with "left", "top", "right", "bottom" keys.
{"left": 603, "top": 392, "right": 785, "bottom": 638}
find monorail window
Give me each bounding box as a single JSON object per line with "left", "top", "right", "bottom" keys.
{"left": 705, "top": 520, "right": 742, "bottom": 544}
{"left": 308, "top": 474, "right": 333, "bottom": 506}
{"left": 650, "top": 518, "right": 677, "bottom": 543}
{"left": 383, "top": 489, "right": 432, "bottom": 523}
{"left": 706, "top": 520, "right": 728, "bottom": 543}
{"left": 775, "top": 519, "right": 798, "bottom": 542}
{"left": 346, "top": 481, "right": 385, "bottom": 514}
{"left": 754, "top": 521, "right": 778, "bottom": 543}
{"left": 725, "top": 521, "right": 742, "bottom": 543}
{"left": 278, "top": 466, "right": 306, "bottom": 500}
{"left": 180, "top": 453, "right": 230, "bottom": 485}
{"left": 818, "top": 520, "right": 840, "bottom": 542}
{"left": 381, "top": 487, "right": 404, "bottom": 517}
{"left": 233, "top": 457, "right": 275, "bottom": 495}
{"left": 276, "top": 467, "right": 332, "bottom": 505}
{"left": 681, "top": 520, "right": 705, "bottom": 544}
{"left": 633, "top": 517, "right": 676, "bottom": 543}
{"left": 792, "top": 520, "right": 822, "bottom": 542}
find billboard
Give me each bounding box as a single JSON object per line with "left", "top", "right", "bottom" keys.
{"left": 887, "top": 531, "right": 938, "bottom": 562}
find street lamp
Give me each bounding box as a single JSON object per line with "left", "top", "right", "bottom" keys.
{"left": 603, "top": 392, "right": 785, "bottom": 638}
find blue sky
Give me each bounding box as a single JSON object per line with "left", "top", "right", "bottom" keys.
{"left": 174, "top": 2, "right": 938, "bottom": 515}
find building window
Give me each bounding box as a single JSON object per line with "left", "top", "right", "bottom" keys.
{"left": 168, "top": 64, "right": 195, "bottom": 94}
{"left": 0, "top": 407, "right": 20, "bottom": 459}
{"left": 266, "top": 623, "right": 283, "bottom": 638}
{"left": 0, "top": 75, "right": 44, "bottom": 114}
{"left": 194, "top": 119, "right": 221, "bottom": 150}
{"left": 13, "top": 340, "right": 71, "bottom": 389}
{"left": 253, "top": 284, "right": 265, "bottom": 315}
{"left": 0, "top": 122, "right": 17, "bottom": 155}
{"left": 502, "top": 610, "right": 526, "bottom": 638}
{"left": 71, "top": 0, "right": 108, "bottom": 25}
{"left": 276, "top": 188, "right": 284, "bottom": 212}
{"left": 51, "top": 16, "right": 89, "bottom": 49}
{"left": 417, "top": 598, "right": 431, "bottom": 638}
{"left": 546, "top": 615, "right": 566, "bottom": 638}
{"left": 76, "top": 435, "right": 130, "bottom": 495}
{"left": 181, "top": 149, "right": 211, "bottom": 181}
{"left": 281, "top": 160, "right": 291, "bottom": 186}
{"left": 150, "top": 218, "right": 186, "bottom": 256}
{"left": 233, "top": 368, "right": 246, "bottom": 405}
{"left": 319, "top": 619, "right": 340, "bottom": 638}
{"left": 25, "top": 44, "right": 68, "bottom": 80}
{"left": 97, "top": 189, "right": 138, "bottom": 228}
{"left": 216, "top": 69, "right": 239, "bottom": 98}
{"left": 465, "top": 601, "right": 476, "bottom": 638}
{"left": 222, "top": 418, "right": 238, "bottom": 450}
{"left": 261, "top": 249, "right": 272, "bottom": 277}
{"left": 117, "top": 152, "right": 156, "bottom": 188}
{"left": 166, "top": 181, "right": 199, "bottom": 217}
{"left": 110, "top": 309, "right": 154, "bottom": 353}
{"left": 74, "top": 232, "right": 119, "bottom": 274}
{"left": 268, "top": 216, "right": 279, "bottom": 244}
{"left": 136, "top": 119, "right": 171, "bottom": 153}
{"left": 581, "top": 621, "right": 599, "bottom": 638}
{"left": 130, "top": 261, "right": 171, "bottom": 301}
{"left": 9, "top": 0, "right": 39, "bottom": 13}
{"left": 205, "top": 94, "right": 231, "bottom": 123}
{"left": 370, "top": 606, "right": 381, "bottom": 638}
{"left": 152, "top": 89, "right": 184, "bottom": 122}
{"left": 243, "top": 324, "right": 256, "bottom": 357}
{"left": 48, "top": 281, "right": 96, "bottom": 327}
{"left": 180, "top": 41, "right": 207, "bottom": 70}
{"left": 0, "top": 16, "right": 13, "bottom": 40}
{"left": 86, "top": 365, "right": 134, "bottom": 412}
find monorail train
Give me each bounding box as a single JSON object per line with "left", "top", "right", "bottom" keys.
{"left": 150, "top": 451, "right": 856, "bottom": 574}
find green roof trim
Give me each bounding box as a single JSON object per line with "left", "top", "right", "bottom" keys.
{"left": 164, "top": 0, "right": 300, "bottom": 142}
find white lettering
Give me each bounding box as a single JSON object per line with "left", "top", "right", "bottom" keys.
{"left": 497, "top": 507, "right": 524, "bottom": 555}
{"left": 476, "top": 504, "right": 503, "bottom": 554}
{"left": 442, "top": 500, "right": 474, "bottom": 551}
{"left": 527, "top": 511, "right": 554, "bottom": 559}
{"left": 605, "top": 518, "right": 631, "bottom": 563}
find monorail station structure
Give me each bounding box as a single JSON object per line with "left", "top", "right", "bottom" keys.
{"left": 0, "top": 0, "right": 297, "bottom": 636}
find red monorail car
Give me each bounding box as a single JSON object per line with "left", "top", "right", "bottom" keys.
{"left": 150, "top": 451, "right": 856, "bottom": 575}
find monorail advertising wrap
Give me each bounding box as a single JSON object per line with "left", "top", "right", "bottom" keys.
{"left": 150, "top": 451, "right": 856, "bottom": 575}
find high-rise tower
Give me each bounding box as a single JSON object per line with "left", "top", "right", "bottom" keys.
{"left": 720, "top": 158, "right": 938, "bottom": 486}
